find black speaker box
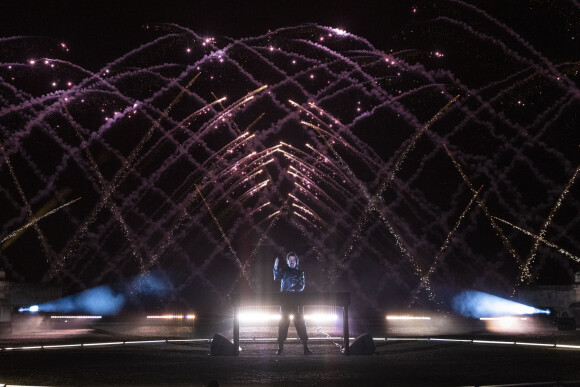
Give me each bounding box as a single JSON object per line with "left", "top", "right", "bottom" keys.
{"left": 348, "top": 333, "right": 375, "bottom": 355}
{"left": 210, "top": 333, "right": 235, "bottom": 356}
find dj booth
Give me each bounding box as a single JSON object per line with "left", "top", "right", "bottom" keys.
{"left": 230, "top": 292, "right": 351, "bottom": 355}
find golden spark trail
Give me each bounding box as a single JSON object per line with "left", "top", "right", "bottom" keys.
{"left": 210, "top": 91, "right": 242, "bottom": 134}
{"left": 289, "top": 100, "right": 352, "bottom": 149}
{"left": 49, "top": 72, "right": 202, "bottom": 278}
{"left": 328, "top": 96, "right": 459, "bottom": 288}
{"left": 293, "top": 181, "right": 342, "bottom": 211}
{"left": 243, "top": 113, "right": 266, "bottom": 134}
{"left": 292, "top": 200, "right": 329, "bottom": 229}
{"left": 196, "top": 185, "right": 251, "bottom": 285}
{"left": 237, "top": 179, "right": 270, "bottom": 202}
{"left": 303, "top": 143, "right": 357, "bottom": 189}
{"left": 277, "top": 148, "right": 318, "bottom": 176}
{"left": 289, "top": 218, "right": 325, "bottom": 266}
{"left": 303, "top": 121, "right": 419, "bottom": 284}
{"left": 1, "top": 197, "right": 82, "bottom": 246}
{"left": 443, "top": 144, "right": 522, "bottom": 266}
{"left": 493, "top": 217, "right": 580, "bottom": 263}
{"left": 154, "top": 132, "right": 254, "bottom": 227}
{"left": 232, "top": 202, "right": 286, "bottom": 291}
{"left": 145, "top": 187, "right": 202, "bottom": 273}
{"left": 201, "top": 132, "right": 254, "bottom": 170}
{"left": 238, "top": 208, "right": 282, "bottom": 283}
{"left": 409, "top": 186, "right": 482, "bottom": 307}
{"left": 293, "top": 211, "right": 313, "bottom": 225}
{"left": 300, "top": 121, "right": 370, "bottom": 198}
{"left": 250, "top": 201, "right": 271, "bottom": 216}
{"left": 201, "top": 85, "right": 267, "bottom": 132}
{"left": 220, "top": 167, "right": 267, "bottom": 199}
{"left": 193, "top": 132, "right": 255, "bottom": 187}
{"left": 176, "top": 96, "right": 227, "bottom": 129}
{"left": 0, "top": 140, "right": 55, "bottom": 264}
{"left": 248, "top": 209, "right": 281, "bottom": 232}
{"left": 288, "top": 167, "right": 351, "bottom": 213}
{"left": 277, "top": 148, "right": 350, "bottom": 200}
{"left": 63, "top": 104, "right": 146, "bottom": 271}
{"left": 518, "top": 162, "right": 580, "bottom": 285}
{"left": 214, "top": 144, "right": 279, "bottom": 180}
{"left": 379, "top": 95, "right": 459, "bottom": 192}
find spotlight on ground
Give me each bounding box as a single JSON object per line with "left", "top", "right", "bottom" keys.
{"left": 452, "top": 290, "right": 549, "bottom": 318}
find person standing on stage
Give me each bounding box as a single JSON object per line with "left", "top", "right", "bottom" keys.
{"left": 273, "top": 252, "right": 312, "bottom": 355}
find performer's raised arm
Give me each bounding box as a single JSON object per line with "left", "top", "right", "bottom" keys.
{"left": 273, "top": 257, "right": 282, "bottom": 280}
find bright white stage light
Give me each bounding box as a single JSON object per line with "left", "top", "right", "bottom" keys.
{"left": 238, "top": 312, "right": 338, "bottom": 323}
{"left": 304, "top": 313, "right": 338, "bottom": 322}
{"left": 479, "top": 316, "right": 527, "bottom": 321}
{"left": 386, "top": 315, "right": 431, "bottom": 320}
{"left": 238, "top": 312, "right": 281, "bottom": 322}
{"left": 18, "top": 305, "right": 40, "bottom": 313}
{"left": 51, "top": 315, "right": 102, "bottom": 319}
{"left": 146, "top": 314, "right": 196, "bottom": 319}
{"left": 480, "top": 315, "right": 532, "bottom": 333}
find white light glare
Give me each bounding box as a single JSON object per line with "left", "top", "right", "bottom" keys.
{"left": 386, "top": 315, "right": 431, "bottom": 320}
{"left": 479, "top": 316, "right": 527, "bottom": 321}
{"left": 239, "top": 312, "right": 281, "bottom": 322}
{"left": 304, "top": 314, "right": 338, "bottom": 322}
{"left": 146, "top": 315, "right": 196, "bottom": 319}
{"left": 19, "top": 305, "right": 40, "bottom": 313}
{"left": 238, "top": 313, "right": 338, "bottom": 323}
{"left": 50, "top": 315, "right": 102, "bottom": 319}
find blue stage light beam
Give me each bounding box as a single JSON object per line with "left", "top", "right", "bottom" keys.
{"left": 34, "top": 285, "right": 125, "bottom": 315}
{"left": 129, "top": 272, "right": 172, "bottom": 297}
{"left": 452, "top": 290, "right": 550, "bottom": 318}
{"left": 17, "top": 272, "right": 173, "bottom": 315}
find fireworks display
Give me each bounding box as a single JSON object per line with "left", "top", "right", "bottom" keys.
{"left": 0, "top": 2, "right": 579, "bottom": 314}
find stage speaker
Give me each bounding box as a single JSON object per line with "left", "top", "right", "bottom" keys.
{"left": 210, "top": 333, "right": 235, "bottom": 356}
{"left": 348, "top": 333, "right": 375, "bottom": 355}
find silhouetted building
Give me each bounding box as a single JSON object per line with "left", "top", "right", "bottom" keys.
{"left": 0, "top": 267, "right": 62, "bottom": 333}
{"left": 0, "top": 268, "right": 11, "bottom": 331}
{"left": 518, "top": 272, "right": 580, "bottom": 329}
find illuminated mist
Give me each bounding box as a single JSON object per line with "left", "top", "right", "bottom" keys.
{"left": 452, "top": 290, "right": 549, "bottom": 318}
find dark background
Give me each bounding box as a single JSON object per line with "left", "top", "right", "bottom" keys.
{"left": 2, "top": 1, "right": 576, "bottom": 70}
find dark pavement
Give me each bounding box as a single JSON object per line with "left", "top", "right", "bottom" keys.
{"left": 2, "top": 317, "right": 580, "bottom": 386}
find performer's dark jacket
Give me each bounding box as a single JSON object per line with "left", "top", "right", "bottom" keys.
{"left": 273, "top": 266, "right": 305, "bottom": 292}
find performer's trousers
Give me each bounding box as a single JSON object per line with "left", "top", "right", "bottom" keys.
{"left": 278, "top": 304, "right": 308, "bottom": 343}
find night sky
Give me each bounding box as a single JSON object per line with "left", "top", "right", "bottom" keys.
{"left": 0, "top": 1, "right": 579, "bottom": 315}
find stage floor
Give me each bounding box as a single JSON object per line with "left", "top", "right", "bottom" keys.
{"left": 1, "top": 315, "right": 580, "bottom": 386}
